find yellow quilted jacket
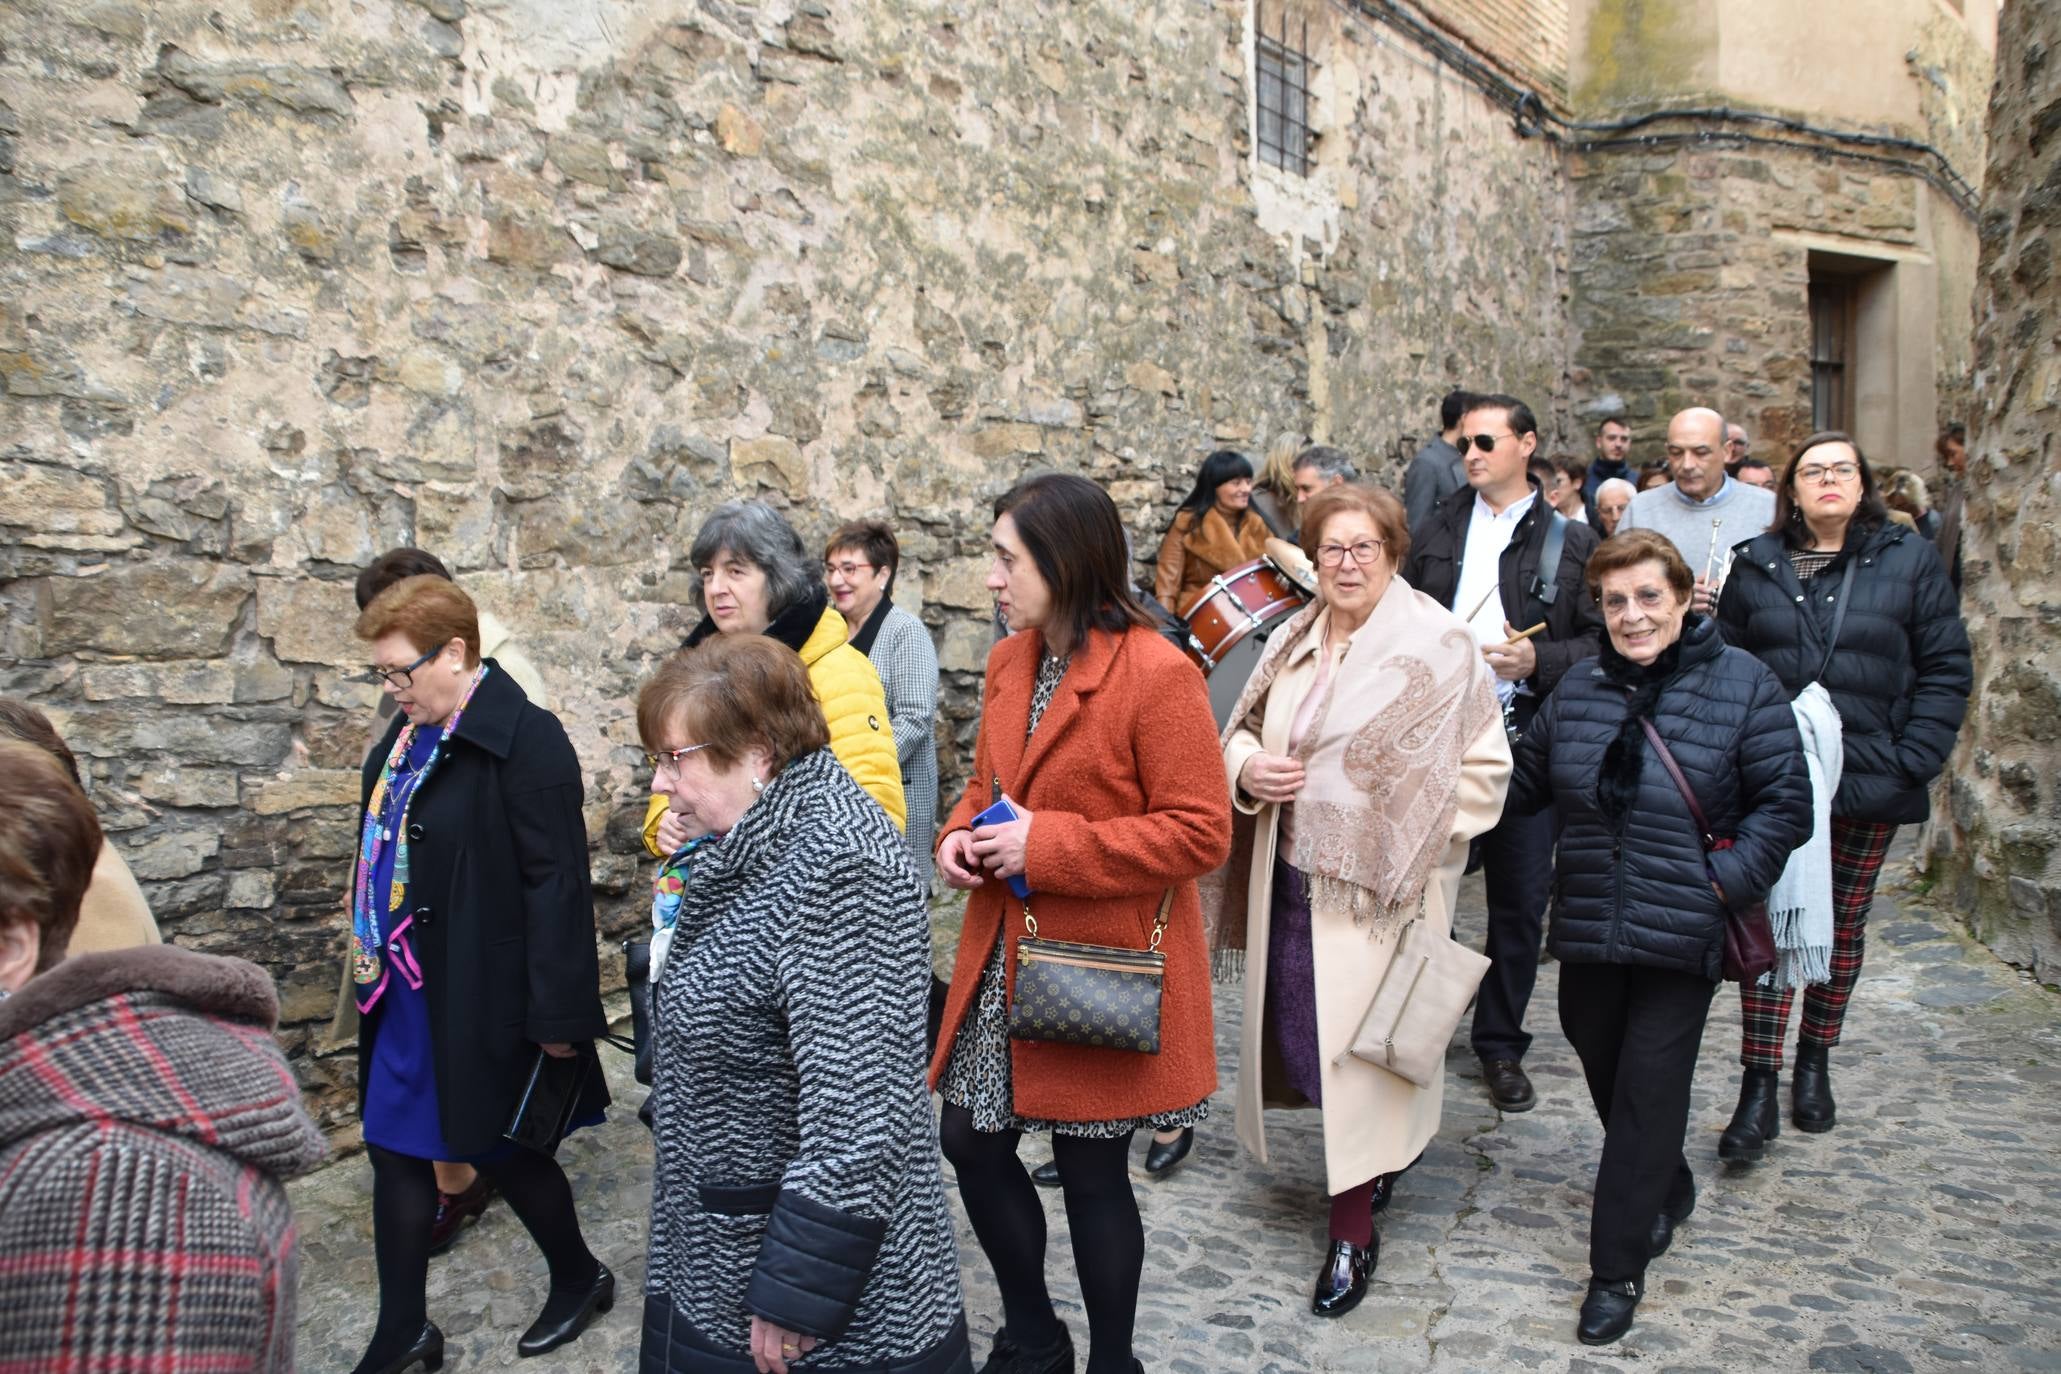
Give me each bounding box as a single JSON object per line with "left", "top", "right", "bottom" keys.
{"left": 642, "top": 605, "right": 906, "bottom": 854}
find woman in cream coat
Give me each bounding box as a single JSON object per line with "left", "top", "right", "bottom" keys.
{"left": 1214, "top": 484, "right": 1511, "bottom": 1320}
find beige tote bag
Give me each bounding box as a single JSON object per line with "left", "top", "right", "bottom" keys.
{"left": 1338, "top": 917, "right": 1491, "bottom": 1089}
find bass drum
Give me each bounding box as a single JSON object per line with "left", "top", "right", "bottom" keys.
{"left": 1178, "top": 557, "right": 1314, "bottom": 728}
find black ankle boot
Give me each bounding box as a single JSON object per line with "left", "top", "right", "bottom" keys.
{"left": 1577, "top": 1278, "right": 1641, "bottom": 1346}
{"left": 977, "top": 1323, "right": 1074, "bottom": 1374}
{"left": 1792, "top": 1042, "right": 1836, "bottom": 1132}
{"left": 1718, "top": 1068, "right": 1781, "bottom": 1164}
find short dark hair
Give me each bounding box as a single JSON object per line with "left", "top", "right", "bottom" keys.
{"left": 1462, "top": 393, "right": 1538, "bottom": 438}
{"left": 0, "top": 740, "right": 101, "bottom": 973}
{"left": 1935, "top": 422, "right": 1967, "bottom": 460}
{"left": 1300, "top": 483, "right": 1410, "bottom": 572}
{"left": 1595, "top": 417, "right": 1630, "bottom": 437}
{"left": 1440, "top": 389, "right": 1478, "bottom": 431}
{"left": 1527, "top": 457, "right": 1556, "bottom": 488}
{"left": 1177, "top": 450, "right": 1256, "bottom": 520}
{"left": 825, "top": 520, "right": 900, "bottom": 579}
{"left": 356, "top": 547, "right": 453, "bottom": 612}
{"left": 1292, "top": 445, "right": 1357, "bottom": 483}
{"left": 1772, "top": 432, "right": 1891, "bottom": 546}
{"left": 1549, "top": 453, "right": 1587, "bottom": 483}
{"left": 0, "top": 699, "right": 80, "bottom": 786}
{"left": 637, "top": 635, "right": 830, "bottom": 776}
{"left": 1585, "top": 529, "right": 1695, "bottom": 606}
{"left": 1736, "top": 456, "right": 1774, "bottom": 478}
{"left": 1637, "top": 461, "right": 1671, "bottom": 490}
{"left": 994, "top": 473, "right": 1154, "bottom": 648}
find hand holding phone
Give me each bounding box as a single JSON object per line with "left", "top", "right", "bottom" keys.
{"left": 970, "top": 794, "right": 1033, "bottom": 899}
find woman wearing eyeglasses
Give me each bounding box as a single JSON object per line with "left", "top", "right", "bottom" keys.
{"left": 1215, "top": 483, "right": 1512, "bottom": 1318}
{"left": 641, "top": 500, "right": 903, "bottom": 859}
{"left": 347, "top": 575, "right": 612, "bottom": 1374}
{"left": 1712, "top": 432, "right": 1970, "bottom": 1162}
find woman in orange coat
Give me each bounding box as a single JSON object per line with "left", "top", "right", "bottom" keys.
{"left": 932, "top": 473, "right": 1231, "bottom": 1374}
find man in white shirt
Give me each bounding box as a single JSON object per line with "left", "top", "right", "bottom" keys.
{"left": 1619, "top": 408, "right": 1777, "bottom": 613}
{"left": 1403, "top": 394, "right": 1603, "bottom": 1114}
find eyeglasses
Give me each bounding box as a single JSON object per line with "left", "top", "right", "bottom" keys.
{"left": 367, "top": 645, "right": 440, "bottom": 689}
{"left": 823, "top": 560, "right": 875, "bottom": 579}
{"left": 1463, "top": 433, "right": 1513, "bottom": 453}
{"left": 1316, "top": 539, "right": 1385, "bottom": 567}
{"left": 1797, "top": 462, "right": 1861, "bottom": 485}
{"left": 1601, "top": 587, "right": 1674, "bottom": 617}
{"left": 645, "top": 743, "right": 713, "bottom": 775}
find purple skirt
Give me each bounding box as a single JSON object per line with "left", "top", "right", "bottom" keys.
{"left": 1266, "top": 859, "right": 1325, "bottom": 1106}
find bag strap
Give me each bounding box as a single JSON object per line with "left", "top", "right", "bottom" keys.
{"left": 1022, "top": 887, "right": 1175, "bottom": 953}
{"left": 1637, "top": 716, "right": 1716, "bottom": 851}
{"left": 1814, "top": 557, "right": 1858, "bottom": 683}
{"left": 1529, "top": 507, "right": 1569, "bottom": 606}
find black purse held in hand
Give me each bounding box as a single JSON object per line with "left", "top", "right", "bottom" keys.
{"left": 504, "top": 1043, "right": 598, "bottom": 1155}
{"left": 1008, "top": 889, "right": 1173, "bottom": 1055}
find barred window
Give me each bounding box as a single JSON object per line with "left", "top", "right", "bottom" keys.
{"left": 1256, "top": 4, "right": 1312, "bottom": 178}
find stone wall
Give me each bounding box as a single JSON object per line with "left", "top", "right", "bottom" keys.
{"left": 0, "top": 0, "right": 1571, "bottom": 1131}
{"left": 1921, "top": 0, "right": 2061, "bottom": 980}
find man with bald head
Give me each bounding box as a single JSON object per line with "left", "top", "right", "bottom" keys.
{"left": 1619, "top": 406, "right": 1776, "bottom": 613}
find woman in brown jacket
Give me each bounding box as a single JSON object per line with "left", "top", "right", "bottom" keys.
{"left": 933, "top": 473, "right": 1232, "bottom": 1374}
{"left": 1152, "top": 449, "right": 1273, "bottom": 616}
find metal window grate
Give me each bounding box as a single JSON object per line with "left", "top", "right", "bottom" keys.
{"left": 1809, "top": 279, "right": 1852, "bottom": 433}
{"left": 1256, "top": 4, "right": 1312, "bottom": 177}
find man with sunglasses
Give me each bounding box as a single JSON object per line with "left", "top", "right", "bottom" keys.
{"left": 1403, "top": 394, "right": 1603, "bottom": 1115}
{"left": 1618, "top": 408, "right": 1775, "bottom": 615}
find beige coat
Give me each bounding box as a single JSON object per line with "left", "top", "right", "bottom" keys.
{"left": 68, "top": 842, "right": 162, "bottom": 957}
{"left": 1222, "top": 607, "right": 1511, "bottom": 1194}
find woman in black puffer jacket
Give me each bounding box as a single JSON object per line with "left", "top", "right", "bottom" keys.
{"left": 1713, "top": 432, "right": 1970, "bottom": 1160}
{"left": 1508, "top": 529, "right": 1811, "bottom": 1349}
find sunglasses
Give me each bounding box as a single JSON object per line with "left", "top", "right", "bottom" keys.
{"left": 1462, "top": 433, "right": 1515, "bottom": 453}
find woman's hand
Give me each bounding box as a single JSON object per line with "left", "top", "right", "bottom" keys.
{"left": 655, "top": 807, "right": 705, "bottom": 854}
{"left": 537, "top": 1042, "right": 576, "bottom": 1059}
{"left": 1239, "top": 751, "right": 1306, "bottom": 805}
{"left": 937, "top": 829, "right": 985, "bottom": 890}
{"left": 748, "top": 1316, "right": 818, "bottom": 1373}
{"left": 970, "top": 810, "right": 1033, "bottom": 880}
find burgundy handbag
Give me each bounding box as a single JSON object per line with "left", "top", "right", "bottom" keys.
{"left": 1638, "top": 718, "right": 1778, "bottom": 984}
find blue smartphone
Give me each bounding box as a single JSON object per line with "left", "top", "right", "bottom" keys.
{"left": 970, "top": 794, "right": 1033, "bottom": 899}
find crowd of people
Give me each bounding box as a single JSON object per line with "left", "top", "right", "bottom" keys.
{"left": 0, "top": 387, "right": 1974, "bottom": 1371}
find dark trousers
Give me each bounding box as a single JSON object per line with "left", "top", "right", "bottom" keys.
{"left": 1557, "top": 962, "right": 1715, "bottom": 1283}
{"left": 1467, "top": 802, "right": 1558, "bottom": 1062}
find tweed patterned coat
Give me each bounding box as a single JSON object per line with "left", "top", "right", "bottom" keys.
{"left": 0, "top": 945, "right": 328, "bottom": 1372}
{"left": 859, "top": 601, "right": 941, "bottom": 890}
{"left": 642, "top": 747, "right": 967, "bottom": 1372}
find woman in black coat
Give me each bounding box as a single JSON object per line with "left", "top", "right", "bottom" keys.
{"left": 349, "top": 575, "right": 612, "bottom": 1374}
{"left": 1509, "top": 529, "right": 1811, "bottom": 1347}
{"left": 1714, "top": 432, "right": 1971, "bottom": 1159}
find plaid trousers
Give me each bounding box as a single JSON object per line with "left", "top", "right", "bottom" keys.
{"left": 1738, "top": 817, "right": 1898, "bottom": 1070}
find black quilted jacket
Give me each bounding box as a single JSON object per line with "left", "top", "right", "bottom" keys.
{"left": 1715, "top": 519, "right": 1971, "bottom": 825}
{"left": 1509, "top": 617, "right": 1813, "bottom": 979}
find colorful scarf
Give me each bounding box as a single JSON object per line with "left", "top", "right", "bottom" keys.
{"left": 648, "top": 832, "right": 718, "bottom": 980}
{"left": 351, "top": 663, "right": 491, "bottom": 1012}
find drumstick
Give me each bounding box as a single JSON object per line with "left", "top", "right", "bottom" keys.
{"left": 1502, "top": 621, "right": 1548, "bottom": 644}
{"left": 1461, "top": 585, "right": 1500, "bottom": 625}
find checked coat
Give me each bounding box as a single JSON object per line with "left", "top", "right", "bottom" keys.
{"left": 0, "top": 945, "right": 328, "bottom": 1372}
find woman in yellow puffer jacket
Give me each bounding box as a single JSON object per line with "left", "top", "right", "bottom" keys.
{"left": 642, "top": 501, "right": 904, "bottom": 856}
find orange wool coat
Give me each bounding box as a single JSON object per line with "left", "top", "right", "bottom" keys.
{"left": 928, "top": 623, "right": 1232, "bottom": 1123}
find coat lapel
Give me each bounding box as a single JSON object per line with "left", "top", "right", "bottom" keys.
{"left": 1013, "top": 627, "right": 1120, "bottom": 791}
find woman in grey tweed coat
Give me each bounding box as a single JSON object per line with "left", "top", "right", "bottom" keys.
{"left": 636, "top": 635, "right": 970, "bottom": 1374}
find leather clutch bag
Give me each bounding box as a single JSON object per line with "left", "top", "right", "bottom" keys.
{"left": 504, "top": 1044, "right": 595, "bottom": 1155}
{"left": 1340, "top": 917, "right": 1490, "bottom": 1089}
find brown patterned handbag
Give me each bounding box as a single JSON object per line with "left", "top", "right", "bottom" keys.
{"left": 1008, "top": 889, "right": 1174, "bottom": 1054}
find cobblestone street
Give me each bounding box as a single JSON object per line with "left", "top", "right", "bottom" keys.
{"left": 291, "top": 837, "right": 2061, "bottom": 1372}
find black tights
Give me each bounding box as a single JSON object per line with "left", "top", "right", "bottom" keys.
{"left": 940, "top": 1104, "right": 1142, "bottom": 1374}
{"left": 353, "top": 1144, "right": 598, "bottom": 1374}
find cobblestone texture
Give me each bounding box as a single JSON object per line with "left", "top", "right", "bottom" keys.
{"left": 290, "top": 836, "right": 2061, "bottom": 1371}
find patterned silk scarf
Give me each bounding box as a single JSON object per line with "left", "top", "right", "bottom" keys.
{"left": 351, "top": 663, "right": 491, "bottom": 1012}
{"left": 648, "top": 832, "right": 718, "bottom": 979}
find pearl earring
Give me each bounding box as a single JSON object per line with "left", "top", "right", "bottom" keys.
{"left": 751, "top": 776, "right": 764, "bottom": 793}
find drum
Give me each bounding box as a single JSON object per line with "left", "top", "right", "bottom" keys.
{"left": 1178, "top": 557, "right": 1314, "bottom": 727}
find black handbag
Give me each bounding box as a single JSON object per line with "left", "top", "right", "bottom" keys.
{"left": 1007, "top": 889, "right": 1172, "bottom": 1054}
{"left": 504, "top": 1043, "right": 598, "bottom": 1155}
{"left": 624, "top": 938, "right": 654, "bottom": 1085}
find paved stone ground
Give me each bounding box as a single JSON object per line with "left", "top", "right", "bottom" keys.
{"left": 292, "top": 835, "right": 2061, "bottom": 1372}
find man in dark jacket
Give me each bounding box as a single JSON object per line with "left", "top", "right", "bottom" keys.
{"left": 1404, "top": 393, "right": 1604, "bottom": 1113}
{"left": 1402, "top": 388, "right": 1475, "bottom": 534}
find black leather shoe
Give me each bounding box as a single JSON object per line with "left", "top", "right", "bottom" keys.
{"left": 1792, "top": 1042, "right": 1836, "bottom": 1132}
{"left": 1718, "top": 1068, "right": 1782, "bottom": 1164}
{"left": 352, "top": 1323, "right": 444, "bottom": 1374}
{"left": 1648, "top": 1186, "right": 1695, "bottom": 1260}
{"left": 977, "top": 1323, "right": 1074, "bottom": 1374}
{"left": 1368, "top": 1150, "right": 1423, "bottom": 1217}
{"left": 1144, "top": 1127, "right": 1194, "bottom": 1177}
{"left": 517, "top": 1262, "right": 614, "bottom": 1357}
{"left": 1310, "top": 1236, "right": 1377, "bottom": 1318}
{"left": 1577, "top": 1278, "right": 1641, "bottom": 1346}
{"left": 1031, "top": 1159, "right": 1062, "bottom": 1188}
{"left": 1480, "top": 1058, "right": 1536, "bottom": 1113}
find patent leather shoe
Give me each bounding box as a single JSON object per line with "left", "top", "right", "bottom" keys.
{"left": 1368, "top": 1150, "right": 1422, "bottom": 1217}
{"left": 1577, "top": 1277, "right": 1641, "bottom": 1346}
{"left": 1031, "top": 1159, "right": 1062, "bottom": 1188}
{"left": 427, "top": 1175, "right": 496, "bottom": 1256}
{"left": 1310, "top": 1236, "right": 1377, "bottom": 1318}
{"left": 1718, "top": 1068, "right": 1781, "bottom": 1164}
{"left": 1144, "top": 1127, "right": 1194, "bottom": 1177}
{"left": 352, "top": 1322, "right": 443, "bottom": 1374}
{"left": 1480, "top": 1058, "right": 1536, "bottom": 1113}
{"left": 1792, "top": 1042, "right": 1836, "bottom": 1132}
{"left": 517, "top": 1262, "right": 614, "bottom": 1357}
{"left": 976, "top": 1323, "right": 1074, "bottom": 1374}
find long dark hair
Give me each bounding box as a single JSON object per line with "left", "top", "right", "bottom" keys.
{"left": 1771, "top": 430, "right": 1891, "bottom": 546}
{"left": 994, "top": 473, "right": 1155, "bottom": 649}
{"left": 1175, "top": 449, "right": 1255, "bottom": 521}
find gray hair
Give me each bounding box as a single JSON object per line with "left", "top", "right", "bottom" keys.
{"left": 1292, "top": 444, "right": 1358, "bottom": 484}
{"left": 1596, "top": 477, "right": 1637, "bottom": 502}
{"left": 688, "top": 500, "right": 818, "bottom": 619}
